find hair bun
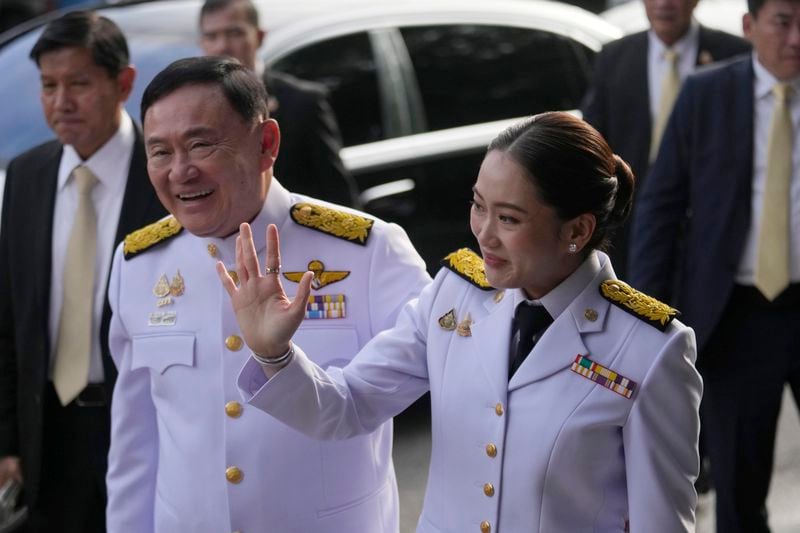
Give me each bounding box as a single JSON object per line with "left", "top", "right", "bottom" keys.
{"left": 609, "top": 154, "right": 635, "bottom": 227}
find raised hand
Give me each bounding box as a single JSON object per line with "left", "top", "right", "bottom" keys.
{"left": 216, "top": 223, "right": 312, "bottom": 359}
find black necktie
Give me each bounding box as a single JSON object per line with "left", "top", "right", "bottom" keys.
{"left": 509, "top": 303, "right": 553, "bottom": 379}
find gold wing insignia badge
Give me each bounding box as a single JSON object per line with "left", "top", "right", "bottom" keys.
{"left": 283, "top": 260, "right": 350, "bottom": 290}
{"left": 441, "top": 248, "right": 493, "bottom": 291}
{"left": 290, "top": 202, "right": 374, "bottom": 245}
{"left": 124, "top": 216, "right": 183, "bottom": 260}
{"left": 599, "top": 280, "right": 680, "bottom": 331}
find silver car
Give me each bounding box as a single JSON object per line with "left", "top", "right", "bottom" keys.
{"left": 0, "top": 0, "right": 620, "bottom": 267}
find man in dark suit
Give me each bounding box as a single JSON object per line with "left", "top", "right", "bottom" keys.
{"left": 0, "top": 11, "right": 166, "bottom": 532}
{"left": 581, "top": 0, "right": 749, "bottom": 278}
{"left": 199, "top": 0, "right": 359, "bottom": 207}
{"left": 629, "top": 0, "right": 800, "bottom": 529}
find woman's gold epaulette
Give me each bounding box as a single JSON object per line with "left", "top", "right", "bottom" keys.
{"left": 599, "top": 280, "right": 680, "bottom": 331}
{"left": 290, "top": 202, "right": 374, "bottom": 245}
{"left": 123, "top": 216, "right": 183, "bottom": 260}
{"left": 441, "top": 248, "right": 493, "bottom": 291}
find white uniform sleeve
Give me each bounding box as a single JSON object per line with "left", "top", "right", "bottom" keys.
{"left": 623, "top": 325, "right": 702, "bottom": 532}
{"left": 239, "top": 270, "right": 446, "bottom": 440}
{"left": 366, "top": 222, "right": 431, "bottom": 334}
{"left": 105, "top": 245, "right": 158, "bottom": 533}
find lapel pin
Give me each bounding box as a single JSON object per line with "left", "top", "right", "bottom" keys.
{"left": 153, "top": 273, "right": 172, "bottom": 307}
{"left": 438, "top": 309, "right": 457, "bottom": 331}
{"left": 456, "top": 313, "right": 473, "bottom": 337}
{"left": 584, "top": 308, "right": 598, "bottom": 322}
{"left": 170, "top": 270, "right": 185, "bottom": 297}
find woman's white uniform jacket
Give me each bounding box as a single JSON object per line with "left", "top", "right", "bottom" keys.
{"left": 239, "top": 250, "right": 702, "bottom": 532}
{"left": 105, "top": 180, "right": 431, "bottom": 533}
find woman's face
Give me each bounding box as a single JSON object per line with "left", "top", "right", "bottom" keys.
{"left": 470, "top": 150, "right": 576, "bottom": 299}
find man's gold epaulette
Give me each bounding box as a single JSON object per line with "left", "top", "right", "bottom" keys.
{"left": 290, "top": 202, "right": 374, "bottom": 245}
{"left": 599, "top": 280, "right": 680, "bottom": 331}
{"left": 441, "top": 248, "right": 493, "bottom": 291}
{"left": 123, "top": 216, "right": 183, "bottom": 260}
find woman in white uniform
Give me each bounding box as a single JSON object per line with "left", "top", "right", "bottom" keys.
{"left": 219, "top": 112, "right": 702, "bottom": 532}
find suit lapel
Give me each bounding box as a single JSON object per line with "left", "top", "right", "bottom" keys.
{"left": 113, "top": 125, "right": 159, "bottom": 244}
{"left": 508, "top": 263, "right": 614, "bottom": 391}
{"left": 630, "top": 32, "right": 652, "bottom": 138}
{"left": 469, "top": 292, "right": 513, "bottom": 400}
{"left": 732, "top": 60, "right": 755, "bottom": 209}
{"left": 32, "top": 145, "right": 61, "bottom": 342}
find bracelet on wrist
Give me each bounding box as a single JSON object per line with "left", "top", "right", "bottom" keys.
{"left": 251, "top": 343, "right": 294, "bottom": 367}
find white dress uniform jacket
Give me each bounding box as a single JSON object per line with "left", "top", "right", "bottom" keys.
{"left": 239, "top": 251, "right": 702, "bottom": 533}
{"left": 106, "top": 180, "right": 430, "bottom": 533}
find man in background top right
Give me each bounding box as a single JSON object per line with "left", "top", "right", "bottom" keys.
{"left": 629, "top": 0, "right": 800, "bottom": 530}
{"left": 581, "top": 0, "right": 748, "bottom": 279}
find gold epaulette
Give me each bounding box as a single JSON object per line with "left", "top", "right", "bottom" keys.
{"left": 441, "top": 248, "right": 493, "bottom": 291}
{"left": 290, "top": 202, "right": 374, "bottom": 245}
{"left": 123, "top": 216, "right": 183, "bottom": 260}
{"left": 599, "top": 280, "right": 679, "bottom": 331}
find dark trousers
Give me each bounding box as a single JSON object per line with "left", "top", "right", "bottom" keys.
{"left": 24, "top": 383, "right": 109, "bottom": 533}
{"left": 700, "top": 284, "right": 800, "bottom": 533}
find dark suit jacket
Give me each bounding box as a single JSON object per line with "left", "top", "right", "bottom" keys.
{"left": 580, "top": 26, "right": 750, "bottom": 278}
{"left": 628, "top": 56, "right": 754, "bottom": 352}
{"left": 0, "top": 125, "right": 167, "bottom": 507}
{"left": 264, "top": 70, "right": 359, "bottom": 208}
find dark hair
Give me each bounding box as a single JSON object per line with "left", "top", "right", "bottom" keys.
{"left": 200, "top": 0, "right": 260, "bottom": 27}
{"left": 30, "top": 10, "right": 129, "bottom": 77}
{"left": 487, "top": 112, "right": 634, "bottom": 253}
{"left": 748, "top": 0, "right": 800, "bottom": 15}
{"left": 141, "top": 56, "right": 268, "bottom": 125}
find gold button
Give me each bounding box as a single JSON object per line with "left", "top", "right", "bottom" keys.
{"left": 494, "top": 403, "right": 504, "bottom": 416}
{"left": 228, "top": 270, "right": 239, "bottom": 285}
{"left": 480, "top": 520, "right": 491, "bottom": 533}
{"left": 584, "top": 308, "right": 598, "bottom": 322}
{"left": 226, "top": 466, "right": 243, "bottom": 484}
{"left": 207, "top": 243, "right": 218, "bottom": 257}
{"left": 483, "top": 483, "right": 495, "bottom": 497}
{"left": 225, "top": 401, "right": 243, "bottom": 418}
{"left": 225, "top": 335, "right": 243, "bottom": 351}
{"left": 485, "top": 443, "right": 497, "bottom": 457}
{"left": 493, "top": 290, "right": 505, "bottom": 303}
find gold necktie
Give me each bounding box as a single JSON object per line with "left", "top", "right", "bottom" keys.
{"left": 755, "top": 83, "right": 793, "bottom": 301}
{"left": 53, "top": 165, "right": 98, "bottom": 405}
{"left": 650, "top": 49, "right": 681, "bottom": 162}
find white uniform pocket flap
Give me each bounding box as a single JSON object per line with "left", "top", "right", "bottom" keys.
{"left": 131, "top": 333, "right": 196, "bottom": 374}
{"left": 294, "top": 327, "right": 359, "bottom": 368}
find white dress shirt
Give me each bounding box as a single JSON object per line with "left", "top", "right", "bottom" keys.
{"left": 647, "top": 22, "right": 700, "bottom": 121}
{"left": 736, "top": 55, "right": 800, "bottom": 284}
{"left": 48, "top": 111, "right": 135, "bottom": 382}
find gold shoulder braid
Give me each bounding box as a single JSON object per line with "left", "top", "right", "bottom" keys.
{"left": 123, "top": 216, "right": 183, "bottom": 260}
{"left": 290, "top": 202, "right": 374, "bottom": 245}
{"left": 599, "top": 280, "right": 679, "bottom": 331}
{"left": 441, "top": 248, "right": 493, "bottom": 291}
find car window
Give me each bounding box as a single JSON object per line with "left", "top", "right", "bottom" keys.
{"left": 400, "top": 25, "right": 593, "bottom": 131}
{"left": 272, "top": 32, "right": 383, "bottom": 147}
{"left": 357, "top": 149, "right": 485, "bottom": 272}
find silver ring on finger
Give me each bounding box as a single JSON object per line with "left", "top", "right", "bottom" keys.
{"left": 264, "top": 265, "right": 281, "bottom": 275}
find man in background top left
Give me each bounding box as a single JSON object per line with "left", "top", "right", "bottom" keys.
{"left": 0, "top": 11, "right": 166, "bottom": 532}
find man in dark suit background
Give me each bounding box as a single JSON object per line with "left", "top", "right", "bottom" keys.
{"left": 198, "top": 0, "right": 359, "bottom": 208}
{"left": 581, "top": 0, "right": 749, "bottom": 278}
{"left": 629, "top": 0, "right": 800, "bottom": 529}
{"left": 0, "top": 11, "right": 166, "bottom": 532}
